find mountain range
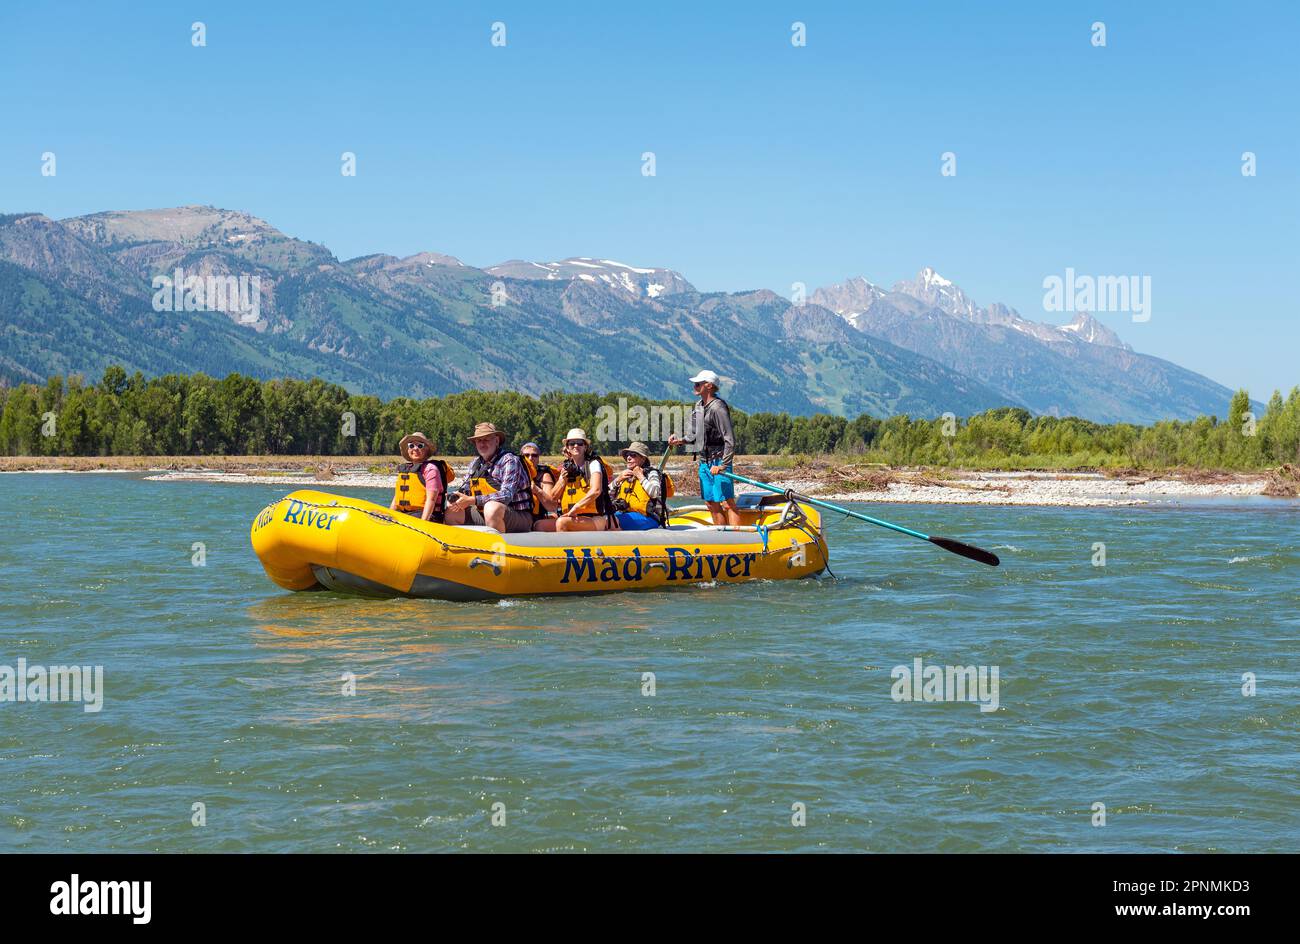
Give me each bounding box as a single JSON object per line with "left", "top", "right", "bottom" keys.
{"left": 0, "top": 205, "right": 1238, "bottom": 422}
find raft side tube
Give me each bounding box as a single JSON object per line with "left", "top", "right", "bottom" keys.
{"left": 251, "top": 489, "right": 827, "bottom": 600}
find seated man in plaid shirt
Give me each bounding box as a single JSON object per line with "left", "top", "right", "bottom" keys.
{"left": 443, "top": 422, "right": 535, "bottom": 533}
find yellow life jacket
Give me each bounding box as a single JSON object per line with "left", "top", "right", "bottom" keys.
{"left": 613, "top": 470, "right": 675, "bottom": 514}
{"left": 561, "top": 456, "right": 615, "bottom": 517}
{"left": 394, "top": 459, "right": 452, "bottom": 519}
{"left": 467, "top": 450, "right": 515, "bottom": 500}
{"left": 520, "top": 455, "right": 557, "bottom": 518}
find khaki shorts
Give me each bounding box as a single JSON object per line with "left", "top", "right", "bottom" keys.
{"left": 465, "top": 503, "right": 535, "bottom": 533}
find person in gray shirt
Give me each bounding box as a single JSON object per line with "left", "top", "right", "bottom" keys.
{"left": 669, "top": 369, "right": 740, "bottom": 525}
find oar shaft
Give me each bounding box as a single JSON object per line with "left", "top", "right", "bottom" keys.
{"left": 657, "top": 443, "right": 672, "bottom": 476}
{"left": 722, "top": 470, "right": 999, "bottom": 567}
{"left": 722, "top": 471, "right": 930, "bottom": 540}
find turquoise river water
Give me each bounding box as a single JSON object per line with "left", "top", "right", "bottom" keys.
{"left": 1, "top": 473, "right": 1296, "bottom": 852}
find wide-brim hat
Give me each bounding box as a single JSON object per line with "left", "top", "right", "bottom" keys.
{"left": 619, "top": 441, "right": 650, "bottom": 460}
{"left": 466, "top": 422, "right": 506, "bottom": 444}
{"left": 564, "top": 428, "right": 590, "bottom": 444}
{"left": 398, "top": 432, "right": 435, "bottom": 457}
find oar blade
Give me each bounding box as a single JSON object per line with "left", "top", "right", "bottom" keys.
{"left": 928, "top": 536, "right": 1000, "bottom": 567}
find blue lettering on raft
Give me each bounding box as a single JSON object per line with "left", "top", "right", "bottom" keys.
{"left": 566, "top": 547, "right": 757, "bottom": 584}
{"left": 561, "top": 548, "right": 598, "bottom": 583}
{"left": 282, "top": 500, "right": 338, "bottom": 530}
{"left": 666, "top": 548, "right": 694, "bottom": 581}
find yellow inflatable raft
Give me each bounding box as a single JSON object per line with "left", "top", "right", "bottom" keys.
{"left": 250, "top": 489, "right": 828, "bottom": 600}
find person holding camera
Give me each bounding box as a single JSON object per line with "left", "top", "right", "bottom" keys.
{"left": 609, "top": 441, "right": 671, "bottom": 530}
{"left": 443, "top": 422, "right": 535, "bottom": 533}
{"left": 535, "top": 428, "right": 616, "bottom": 532}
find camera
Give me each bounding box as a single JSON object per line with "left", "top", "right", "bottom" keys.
{"left": 562, "top": 459, "right": 581, "bottom": 479}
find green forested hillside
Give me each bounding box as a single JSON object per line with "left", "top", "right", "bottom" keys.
{"left": 3, "top": 369, "right": 1296, "bottom": 471}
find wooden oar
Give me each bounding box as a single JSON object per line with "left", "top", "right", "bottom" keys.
{"left": 650, "top": 443, "right": 674, "bottom": 526}
{"left": 720, "top": 470, "right": 1000, "bottom": 567}
{"left": 656, "top": 442, "right": 672, "bottom": 476}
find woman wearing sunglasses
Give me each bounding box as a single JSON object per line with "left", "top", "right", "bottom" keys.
{"left": 609, "top": 441, "right": 673, "bottom": 530}
{"left": 519, "top": 441, "right": 559, "bottom": 522}
{"left": 389, "top": 432, "right": 451, "bottom": 522}
{"left": 534, "top": 428, "right": 616, "bottom": 532}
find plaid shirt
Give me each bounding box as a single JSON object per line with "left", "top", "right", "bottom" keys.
{"left": 457, "top": 448, "right": 533, "bottom": 512}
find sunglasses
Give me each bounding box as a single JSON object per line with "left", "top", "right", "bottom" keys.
{"left": 522, "top": 452, "right": 540, "bottom": 460}
{"left": 407, "top": 443, "right": 427, "bottom": 450}
{"left": 564, "top": 441, "right": 585, "bottom": 448}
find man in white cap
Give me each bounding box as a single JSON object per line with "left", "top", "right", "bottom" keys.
{"left": 669, "top": 369, "right": 740, "bottom": 525}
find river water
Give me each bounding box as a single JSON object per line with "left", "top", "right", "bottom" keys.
{"left": 1, "top": 473, "right": 1296, "bottom": 852}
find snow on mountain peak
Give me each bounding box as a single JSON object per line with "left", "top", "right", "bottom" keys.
{"left": 893, "top": 267, "right": 980, "bottom": 319}
{"left": 920, "top": 266, "right": 952, "bottom": 288}
{"left": 1057, "top": 311, "right": 1129, "bottom": 349}
{"left": 484, "top": 257, "right": 695, "bottom": 297}
{"left": 809, "top": 268, "right": 1133, "bottom": 351}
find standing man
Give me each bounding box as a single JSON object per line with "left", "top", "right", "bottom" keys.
{"left": 443, "top": 422, "right": 535, "bottom": 533}
{"left": 668, "top": 369, "right": 740, "bottom": 526}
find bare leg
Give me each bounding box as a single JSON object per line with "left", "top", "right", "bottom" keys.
{"left": 531, "top": 517, "right": 557, "bottom": 532}
{"left": 557, "top": 515, "right": 608, "bottom": 532}
{"left": 705, "top": 501, "right": 726, "bottom": 526}
{"left": 482, "top": 501, "right": 507, "bottom": 532}
{"left": 723, "top": 500, "right": 742, "bottom": 527}
{"left": 444, "top": 504, "right": 468, "bottom": 526}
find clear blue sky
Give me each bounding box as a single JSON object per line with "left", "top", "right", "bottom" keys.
{"left": 1, "top": 1, "right": 1296, "bottom": 397}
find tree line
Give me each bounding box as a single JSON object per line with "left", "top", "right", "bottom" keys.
{"left": 1, "top": 366, "right": 1298, "bottom": 470}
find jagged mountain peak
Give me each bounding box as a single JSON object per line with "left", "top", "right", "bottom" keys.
{"left": 918, "top": 265, "right": 952, "bottom": 287}
{"left": 485, "top": 256, "right": 694, "bottom": 298}
{"left": 347, "top": 251, "right": 466, "bottom": 273}
{"left": 1058, "top": 311, "right": 1129, "bottom": 350}
{"left": 808, "top": 276, "right": 887, "bottom": 316}
{"left": 820, "top": 268, "right": 1133, "bottom": 351}
{"left": 402, "top": 251, "right": 465, "bottom": 268}
{"left": 892, "top": 266, "right": 981, "bottom": 319}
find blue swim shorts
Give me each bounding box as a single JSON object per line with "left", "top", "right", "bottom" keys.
{"left": 698, "top": 461, "right": 735, "bottom": 504}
